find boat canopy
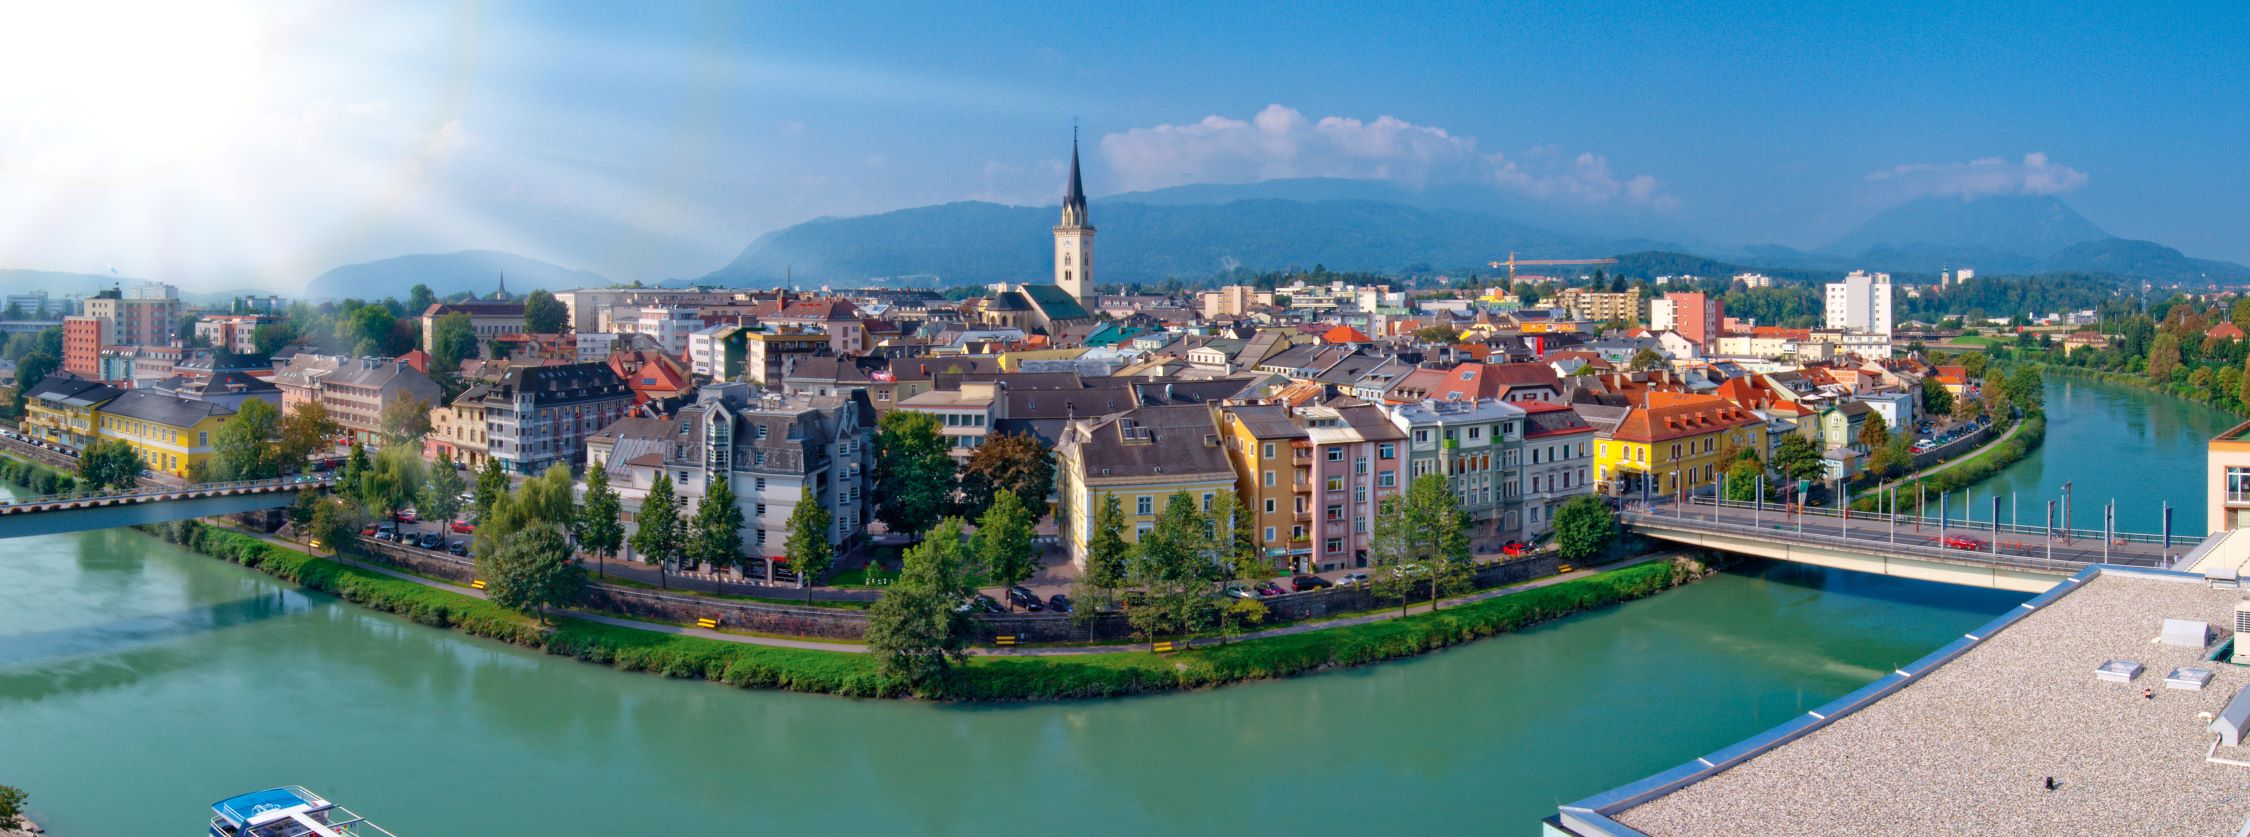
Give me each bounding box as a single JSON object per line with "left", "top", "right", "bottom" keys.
{"left": 212, "top": 787, "right": 323, "bottom": 826}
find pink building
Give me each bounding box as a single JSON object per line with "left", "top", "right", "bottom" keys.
{"left": 1298, "top": 403, "right": 1408, "bottom": 571}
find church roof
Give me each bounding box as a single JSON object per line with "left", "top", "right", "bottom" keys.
{"left": 1020, "top": 284, "right": 1092, "bottom": 321}
{"left": 1062, "top": 135, "right": 1088, "bottom": 225}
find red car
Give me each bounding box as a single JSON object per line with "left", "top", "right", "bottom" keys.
{"left": 451, "top": 520, "right": 475, "bottom": 534}
{"left": 359, "top": 524, "right": 377, "bottom": 536}
{"left": 1502, "top": 540, "right": 1528, "bottom": 558}
{"left": 1942, "top": 535, "right": 1986, "bottom": 551}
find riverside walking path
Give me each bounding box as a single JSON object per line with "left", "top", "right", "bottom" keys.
{"left": 227, "top": 525, "right": 1644, "bottom": 657}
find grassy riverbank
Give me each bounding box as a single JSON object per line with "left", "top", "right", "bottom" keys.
{"left": 2043, "top": 364, "right": 2250, "bottom": 419}
{"left": 143, "top": 519, "right": 1700, "bottom": 701}
{"left": 1855, "top": 412, "right": 2045, "bottom": 514}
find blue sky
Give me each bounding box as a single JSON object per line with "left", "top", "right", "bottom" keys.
{"left": 2, "top": 1, "right": 2244, "bottom": 289}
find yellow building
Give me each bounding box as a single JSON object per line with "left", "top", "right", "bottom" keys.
{"left": 1056, "top": 404, "right": 1237, "bottom": 569}
{"left": 1593, "top": 392, "right": 1765, "bottom": 497}
{"left": 97, "top": 390, "right": 237, "bottom": 479}
{"left": 22, "top": 375, "right": 122, "bottom": 449}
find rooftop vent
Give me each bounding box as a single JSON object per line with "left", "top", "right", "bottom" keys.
{"left": 2094, "top": 659, "right": 2145, "bottom": 683}
{"left": 2168, "top": 667, "right": 2215, "bottom": 691}
{"left": 2163, "top": 619, "right": 2214, "bottom": 650}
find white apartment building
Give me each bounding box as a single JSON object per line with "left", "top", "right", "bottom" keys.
{"left": 634, "top": 305, "right": 701, "bottom": 357}
{"left": 1733, "top": 272, "right": 1775, "bottom": 288}
{"left": 1825, "top": 270, "right": 1893, "bottom": 337}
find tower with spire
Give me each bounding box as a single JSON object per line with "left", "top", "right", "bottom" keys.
{"left": 1052, "top": 130, "right": 1095, "bottom": 308}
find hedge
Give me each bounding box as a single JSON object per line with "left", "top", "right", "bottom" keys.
{"left": 144, "top": 518, "right": 1698, "bottom": 701}
{"left": 0, "top": 453, "right": 79, "bottom": 496}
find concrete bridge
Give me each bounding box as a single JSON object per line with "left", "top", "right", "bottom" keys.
{"left": 1624, "top": 498, "right": 2195, "bottom": 593}
{"left": 0, "top": 475, "right": 336, "bottom": 540}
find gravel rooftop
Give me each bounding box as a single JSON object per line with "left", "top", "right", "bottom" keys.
{"left": 1619, "top": 572, "right": 2250, "bottom": 836}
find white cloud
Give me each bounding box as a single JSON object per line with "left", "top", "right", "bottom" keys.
{"left": 1865, "top": 152, "right": 2089, "bottom": 198}
{"left": 1098, "top": 104, "right": 1674, "bottom": 207}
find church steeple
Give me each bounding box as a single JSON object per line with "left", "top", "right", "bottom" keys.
{"left": 1052, "top": 128, "right": 1095, "bottom": 307}
{"left": 1060, "top": 129, "right": 1089, "bottom": 228}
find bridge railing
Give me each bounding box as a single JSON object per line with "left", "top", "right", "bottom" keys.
{"left": 1651, "top": 494, "right": 2174, "bottom": 546}
{"left": 0, "top": 474, "right": 335, "bottom": 511}
{"left": 1620, "top": 507, "right": 2161, "bottom": 575}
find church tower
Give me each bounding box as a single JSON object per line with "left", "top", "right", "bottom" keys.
{"left": 1053, "top": 132, "right": 1094, "bottom": 308}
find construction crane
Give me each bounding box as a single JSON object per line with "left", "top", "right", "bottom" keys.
{"left": 1488, "top": 252, "right": 1618, "bottom": 281}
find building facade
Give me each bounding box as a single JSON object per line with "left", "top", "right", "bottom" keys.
{"left": 1058, "top": 405, "right": 1236, "bottom": 571}
{"left": 476, "top": 362, "right": 633, "bottom": 475}
{"left": 315, "top": 358, "right": 443, "bottom": 447}
{"left": 97, "top": 389, "right": 235, "bottom": 479}
{"left": 1518, "top": 402, "right": 1596, "bottom": 539}
{"left": 62, "top": 315, "right": 108, "bottom": 378}
{"left": 1825, "top": 270, "right": 1894, "bottom": 337}
{"left": 1389, "top": 398, "right": 1527, "bottom": 555}
{"left": 1594, "top": 392, "right": 1765, "bottom": 497}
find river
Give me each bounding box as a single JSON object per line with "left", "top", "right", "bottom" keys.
{"left": 0, "top": 374, "right": 2215, "bottom": 833}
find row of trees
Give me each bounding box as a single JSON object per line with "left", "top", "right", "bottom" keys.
{"left": 871, "top": 410, "right": 1057, "bottom": 534}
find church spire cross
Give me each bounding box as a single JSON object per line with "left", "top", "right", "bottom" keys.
{"left": 1062, "top": 128, "right": 1088, "bottom": 228}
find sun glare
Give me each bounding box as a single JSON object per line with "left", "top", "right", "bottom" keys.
{"left": 0, "top": 1, "right": 266, "bottom": 182}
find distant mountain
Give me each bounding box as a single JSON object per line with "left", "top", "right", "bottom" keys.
{"left": 1822, "top": 195, "right": 2110, "bottom": 261}
{"left": 0, "top": 269, "right": 141, "bottom": 300}
{"left": 2037, "top": 238, "right": 2250, "bottom": 279}
{"left": 302, "top": 250, "right": 610, "bottom": 301}
{"left": 702, "top": 197, "right": 1674, "bottom": 287}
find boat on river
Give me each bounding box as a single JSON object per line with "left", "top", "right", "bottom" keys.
{"left": 208, "top": 786, "right": 398, "bottom": 836}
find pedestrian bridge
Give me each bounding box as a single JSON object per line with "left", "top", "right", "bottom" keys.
{"left": 1624, "top": 499, "right": 2195, "bottom": 593}
{"left": 0, "top": 475, "right": 335, "bottom": 540}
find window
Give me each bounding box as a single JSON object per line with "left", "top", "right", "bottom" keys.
{"left": 1264, "top": 498, "right": 1278, "bottom": 514}
{"left": 1326, "top": 537, "right": 1344, "bottom": 553}
{"left": 1378, "top": 442, "right": 1395, "bottom": 460}
{"left": 1136, "top": 522, "right": 1154, "bottom": 537}
{"left": 1326, "top": 448, "right": 1344, "bottom": 462}
{"left": 1468, "top": 426, "right": 1481, "bottom": 440}
{"left": 1354, "top": 486, "right": 1367, "bottom": 504}
{"left": 1326, "top": 476, "right": 1343, "bottom": 492}
{"left": 1263, "top": 442, "right": 1276, "bottom": 459}
{"left": 1202, "top": 493, "right": 1214, "bottom": 511}
{"left": 1326, "top": 504, "right": 1344, "bottom": 521}
{"left": 1415, "top": 429, "right": 1430, "bottom": 444}
{"left": 1263, "top": 470, "right": 1277, "bottom": 487}
{"left": 1137, "top": 496, "right": 1153, "bottom": 516}
{"left": 1264, "top": 526, "right": 1277, "bottom": 541}
{"left": 1378, "top": 471, "right": 1396, "bottom": 488}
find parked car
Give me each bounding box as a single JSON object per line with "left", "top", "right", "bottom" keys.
{"left": 360, "top": 524, "right": 378, "bottom": 536}
{"left": 1222, "top": 584, "right": 1256, "bottom": 599}
{"left": 451, "top": 520, "right": 475, "bottom": 534}
{"left": 973, "top": 594, "right": 1005, "bottom": 614}
{"left": 1290, "top": 575, "right": 1333, "bottom": 592}
{"left": 1007, "top": 586, "right": 1044, "bottom": 611}
{"left": 397, "top": 508, "right": 419, "bottom": 523}
{"left": 1336, "top": 572, "right": 1369, "bottom": 587}
{"left": 448, "top": 540, "right": 469, "bottom": 556}
{"left": 1502, "top": 540, "right": 1528, "bottom": 558}
{"left": 416, "top": 532, "right": 444, "bottom": 550}
{"left": 1045, "top": 594, "right": 1073, "bottom": 613}
{"left": 1255, "top": 581, "right": 1285, "bottom": 597}
{"left": 374, "top": 524, "right": 396, "bottom": 541}
{"left": 1942, "top": 535, "right": 1986, "bottom": 551}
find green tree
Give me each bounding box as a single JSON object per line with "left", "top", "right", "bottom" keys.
{"left": 10, "top": 351, "right": 56, "bottom": 415}
{"left": 873, "top": 410, "right": 955, "bottom": 537}
{"left": 576, "top": 460, "right": 626, "bottom": 579}
{"left": 337, "top": 304, "right": 397, "bottom": 355}
{"left": 1724, "top": 457, "right": 1765, "bottom": 501}
{"left": 687, "top": 477, "right": 745, "bottom": 592}
{"left": 972, "top": 489, "right": 1037, "bottom": 609}
{"left": 380, "top": 396, "right": 432, "bottom": 445}
{"left": 419, "top": 451, "right": 468, "bottom": 528}
{"left": 1628, "top": 347, "right": 1668, "bottom": 372}
{"left": 523, "top": 289, "right": 568, "bottom": 334}
{"left": 277, "top": 400, "right": 340, "bottom": 466}
{"left": 957, "top": 431, "right": 1056, "bottom": 518}
{"left": 1855, "top": 411, "right": 1890, "bottom": 452}
{"left": 865, "top": 517, "right": 974, "bottom": 689}
{"left": 1414, "top": 325, "right": 1461, "bottom": 343}
{"left": 1869, "top": 434, "right": 1914, "bottom": 479}
{"left": 0, "top": 782, "right": 28, "bottom": 826}
{"left": 481, "top": 522, "right": 583, "bottom": 623}
{"left": 1553, "top": 495, "right": 1617, "bottom": 561}
{"left": 337, "top": 441, "right": 373, "bottom": 500}
{"left": 783, "top": 493, "right": 834, "bottom": 598}
{"left": 474, "top": 455, "right": 510, "bottom": 520}
{"left": 211, "top": 397, "right": 282, "bottom": 480}
{"left": 428, "top": 311, "right": 479, "bottom": 375}
{"left": 77, "top": 438, "right": 146, "bottom": 490}
{"left": 1920, "top": 376, "right": 1954, "bottom": 418}
{"left": 1207, "top": 489, "right": 1268, "bottom": 642}
{"left": 407, "top": 283, "right": 438, "bottom": 314}
{"left": 473, "top": 464, "right": 574, "bottom": 562}
{"left": 1369, "top": 474, "right": 1474, "bottom": 615}
{"left": 288, "top": 487, "right": 320, "bottom": 544}
{"left": 251, "top": 322, "right": 300, "bottom": 356}
{"left": 2148, "top": 332, "right": 2182, "bottom": 382}
{"left": 306, "top": 497, "right": 359, "bottom": 554}
{"left": 1072, "top": 492, "right": 1132, "bottom": 624}
{"left": 1770, "top": 433, "right": 1826, "bottom": 485}
{"left": 1125, "top": 491, "right": 1216, "bottom": 641}
{"left": 2007, "top": 366, "right": 2045, "bottom": 415}
{"left": 630, "top": 472, "right": 684, "bottom": 588}
{"left": 361, "top": 445, "right": 425, "bottom": 523}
